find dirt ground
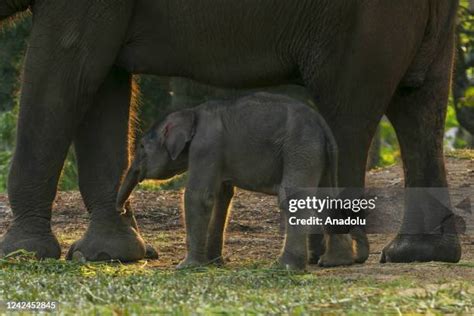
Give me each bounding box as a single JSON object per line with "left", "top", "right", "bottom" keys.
{"left": 0, "top": 156, "right": 473, "bottom": 281}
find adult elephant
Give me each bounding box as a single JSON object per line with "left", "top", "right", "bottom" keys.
{"left": 0, "top": 0, "right": 461, "bottom": 264}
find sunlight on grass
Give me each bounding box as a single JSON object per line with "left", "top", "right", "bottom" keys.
{"left": 0, "top": 251, "right": 473, "bottom": 315}
{"left": 138, "top": 173, "right": 187, "bottom": 191}
{"left": 445, "top": 149, "right": 474, "bottom": 160}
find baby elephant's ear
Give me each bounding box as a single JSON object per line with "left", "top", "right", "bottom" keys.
{"left": 163, "top": 110, "right": 196, "bottom": 160}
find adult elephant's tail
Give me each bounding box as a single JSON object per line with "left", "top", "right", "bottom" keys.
{"left": 0, "top": 0, "right": 31, "bottom": 23}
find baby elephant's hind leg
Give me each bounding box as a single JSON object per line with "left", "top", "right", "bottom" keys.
{"left": 277, "top": 160, "right": 323, "bottom": 270}
{"left": 278, "top": 187, "right": 311, "bottom": 271}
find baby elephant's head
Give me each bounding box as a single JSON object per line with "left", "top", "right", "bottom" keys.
{"left": 116, "top": 110, "right": 195, "bottom": 210}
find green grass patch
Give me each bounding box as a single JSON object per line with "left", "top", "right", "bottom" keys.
{"left": 138, "top": 173, "right": 187, "bottom": 191}
{"left": 445, "top": 149, "right": 474, "bottom": 160}
{"left": 0, "top": 252, "right": 473, "bottom": 315}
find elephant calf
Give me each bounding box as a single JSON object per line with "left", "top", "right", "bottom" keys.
{"left": 117, "top": 92, "right": 354, "bottom": 270}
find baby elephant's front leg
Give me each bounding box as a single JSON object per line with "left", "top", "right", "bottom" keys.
{"left": 177, "top": 188, "right": 216, "bottom": 269}
{"left": 207, "top": 183, "right": 234, "bottom": 265}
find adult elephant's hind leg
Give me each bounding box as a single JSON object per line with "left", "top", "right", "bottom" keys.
{"left": 382, "top": 38, "right": 461, "bottom": 264}
{"left": 66, "top": 68, "right": 152, "bottom": 262}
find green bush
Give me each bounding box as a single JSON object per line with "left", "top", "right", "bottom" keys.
{"left": 0, "top": 107, "right": 17, "bottom": 190}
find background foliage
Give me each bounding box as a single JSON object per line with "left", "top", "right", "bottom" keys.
{"left": 0, "top": 4, "right": 473, "bottom": 192}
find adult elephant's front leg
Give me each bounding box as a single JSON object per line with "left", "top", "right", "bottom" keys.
{"left": 66, "top": 67, "right": 155, "bottom": 262}
{"left": 0, "top": 70, "right": 75, "bottom": 259}
{"left": 312, "top": 118, "right": 377, "bottom": 266}
{"left": 0, "top": 0, "right": 134, "bottom": 259}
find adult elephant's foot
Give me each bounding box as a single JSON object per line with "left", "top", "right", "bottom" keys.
{"left": 207, "top": 255, "right": 225, "bottom": 266}
{"left": 351, "top": 228, "right": 370, "bottom": 264}
{"left": 66, "top": 214, "right": 147, "bottom": 262}
{"left": 176, "top": 256, "right": 209, "bottom": 270}
{"left": 145, "top": 243, "right": 159, "bottom": 260}
{"left": 380, "top": 234, "right": 461, "bottom": 263}
{"left": 318, "top": 252, "right": 354, "bottom": 267}
{"left": 309, "top": 230, "right": 368, "bottom": 265}
{"left": 0, "top": 219, "right": 61, "bottom": 259}
{"left": 276, "top": 251, "right": 307, "bottom": 271}
{"left": 318, "top": 234, "right": 354, "bottom": 267}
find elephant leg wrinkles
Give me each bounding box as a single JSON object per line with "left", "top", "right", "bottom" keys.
{"left": 0, "top": 0, "right": 135, "bottom": 259}
{"left": 382, "top": 20, "right": 461, "bottom": 263}
{"left": 66, "top": 67, "right": 154, "bottom": 262}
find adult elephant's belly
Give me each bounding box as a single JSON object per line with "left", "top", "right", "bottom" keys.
{"left": 115, "top": 0, "right": 305, "bottom": 87}
{"left": 116, "top": 42, "right": 298, "bottom": 89}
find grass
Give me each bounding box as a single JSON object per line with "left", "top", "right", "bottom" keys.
{"left": 137, "top": 174, "right": 187, "bottom": 191}
{"left": 0, "top": 252, "right": 473, "bottom": 315}
{"left": 445, "top": 149, "right": 474, "bottom": 160}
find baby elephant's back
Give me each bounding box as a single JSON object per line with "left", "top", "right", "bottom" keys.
{"left": 218, "top": 92, "right": 334, "bottom": 191}
{"left": 230, "top": 92, "right": 329, "bottom": 147}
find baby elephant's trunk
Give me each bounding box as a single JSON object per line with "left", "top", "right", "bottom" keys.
{"left": 116, "top": 160, "right": 142, "bottom": 212}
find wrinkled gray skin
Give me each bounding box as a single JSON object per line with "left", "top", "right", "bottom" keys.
{"left": 0, "top": 0, "right": 461, "bottom": 264}
{"left": 117, "top": 93, "right": 357, "bottom": 270}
